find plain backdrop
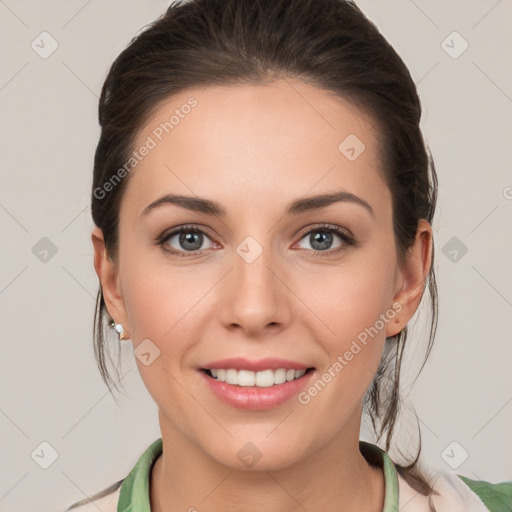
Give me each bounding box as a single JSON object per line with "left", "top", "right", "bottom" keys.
{"left": 0, "top": 1, "right": 511, "bottom": 511}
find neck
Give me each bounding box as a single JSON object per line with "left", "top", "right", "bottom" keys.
{"left": 150, "top": 412, "right": 385, "bottom": 512}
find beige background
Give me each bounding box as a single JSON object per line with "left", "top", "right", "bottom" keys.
{"left": 0, "top": 1, "right": 511, "bottom": 511}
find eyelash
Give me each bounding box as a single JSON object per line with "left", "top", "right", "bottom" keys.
{"left": 155, "top": 223, "right": 356, "bottom": 258}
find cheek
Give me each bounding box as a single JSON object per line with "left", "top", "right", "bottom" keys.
{"left": 119, "top": 232, "right": 187, "bottom": 338}
{"left": 336, "top": 266, "right": 395, "bottom": 342}
{"left": 295, "top": 247, "right": 397, "bottom": 395}
{"left": 120, "top": 247, "right": 213, "bottom": 367}
{"left": 294, "top": 275, "right": 395, "bottom": 423}
{"left": 301, "top": 251, "right": 396, "bottom": 341}
{"left": 122, "top": 268, "right": 196, "bottom": 345}
{"left": 120, "top": 263, "right": 202, "bottom": 407}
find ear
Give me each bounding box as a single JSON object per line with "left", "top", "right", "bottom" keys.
{"left": 91, "top": 226, "right": 131, "bottom": 339}
{"left": 386, "top": 219, "right": 433, "bottom": 338}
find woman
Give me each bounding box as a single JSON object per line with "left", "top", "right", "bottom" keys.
{"left": 66, "top": 0, "right": 511, "bottom": 510}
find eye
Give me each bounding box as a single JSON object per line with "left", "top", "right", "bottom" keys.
{"left": 156, "top": 223, "right": 356, "bottom": 258}
{"left": 157, "top": 225, "right": 215, "bottom": 257}
{"left": 295, "top": 223, "right": 356, "bottom": 254}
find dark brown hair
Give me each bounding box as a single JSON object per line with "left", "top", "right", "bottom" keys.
{"left": 90, "top": 0, "right": 439, "bottom": 506}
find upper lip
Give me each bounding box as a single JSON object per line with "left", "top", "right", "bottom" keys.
{"left": 201, "top": 357, "right": 312, "bottom": 372}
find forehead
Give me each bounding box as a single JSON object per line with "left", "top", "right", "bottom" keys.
{"left": 123, "top": 78, "right": 389, "bottom": 219}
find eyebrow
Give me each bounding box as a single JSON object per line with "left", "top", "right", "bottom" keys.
{"left": 141, "top": 190, "right": 375, "bottom": 219}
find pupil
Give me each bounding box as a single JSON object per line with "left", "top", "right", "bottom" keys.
{"left": 311, "top": 231, "right": 332, "bottom": 250}
{"left": 180, "top": 232, "right": 202, "bottom": 251}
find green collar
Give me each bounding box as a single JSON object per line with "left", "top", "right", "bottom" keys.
{"left": 117, "top": 438, "right": 399, "bottom": 512}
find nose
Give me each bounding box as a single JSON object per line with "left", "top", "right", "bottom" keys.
{"left": 218, "top": 237, "right": 292, "bottom": 338}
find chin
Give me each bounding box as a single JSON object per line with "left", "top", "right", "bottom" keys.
{"left": 202, "top": 434, "right": 310, "bottom": 472}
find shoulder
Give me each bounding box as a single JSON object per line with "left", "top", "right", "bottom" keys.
{"left": 62, "top": 438, "right": 163, "bottom": 512}
{"left": 456, "top": 474, "right": 512, "bottom": 512}
{"left": 397, "top": 469, "right": 512, "bottom": 512}
{"left": 63, "top": 479, "right": 123, "bottom": 512}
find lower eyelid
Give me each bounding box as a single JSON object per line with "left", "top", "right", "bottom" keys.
{"left": 158, "top": 225, "right": 354, "bottom": 256}
{"left": 296, "top": 230, "right": 354, "bottom": 251}
{"left": 160, "top": 229, "right": 215, "bottom": 252}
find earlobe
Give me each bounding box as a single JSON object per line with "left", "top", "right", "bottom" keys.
{"left": 91, "top": 227, "right": 130, "bottom": 338}
{"left": 385, "top": 219, "right": 433, "bottom": 338}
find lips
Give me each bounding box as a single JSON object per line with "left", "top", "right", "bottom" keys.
{"left": 201, "top": 357, "right": 311, "bottom": 372}
{"left": 198, "top": 357, "right": 316, "bottom": 410}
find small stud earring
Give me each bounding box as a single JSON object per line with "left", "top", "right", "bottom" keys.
{"left": 109, "top": 319, "right": 126, "bottom": 341}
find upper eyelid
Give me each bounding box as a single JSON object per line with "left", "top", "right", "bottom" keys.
{"left": 160, "top": 223, "right": 353, "bottom": 247}
{"left": 162, "top": 225, "right": 217, "bottom": 242}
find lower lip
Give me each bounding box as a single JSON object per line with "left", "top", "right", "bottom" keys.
{"left": 199, "top": 369, "right": 315, "bottom": 411}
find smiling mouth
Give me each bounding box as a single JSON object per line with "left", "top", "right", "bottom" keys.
{"left": 201, "top": 367, "right": 315, "bottom": 387}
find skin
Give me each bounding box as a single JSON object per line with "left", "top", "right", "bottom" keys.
{"left": 92, "top": 78, "right": 432, "bottom": 512}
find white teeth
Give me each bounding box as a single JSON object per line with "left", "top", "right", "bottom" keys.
{"left": 255, "top": 369, "right": 274, "bottom": 387}
{"left": 226, "top": 369, "right": 238, "bottom": 385}
{"left": 274, "top": 368, "right": 287, "bottom": 384}
{"left": 238, "top": 370, "right": 255, "bottom": 386}
{"left": 207, "top": 368, "right": 308, "bottom": 387}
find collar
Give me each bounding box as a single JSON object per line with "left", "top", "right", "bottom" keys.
{"left": 117, "top": 438, "right": 399, "bottom": 512}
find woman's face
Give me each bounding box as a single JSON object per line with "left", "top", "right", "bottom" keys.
{"left": 94, "top": 78, "right": 429, "bottom": 470}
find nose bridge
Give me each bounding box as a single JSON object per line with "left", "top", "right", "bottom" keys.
{"left": 234, "top": 231, "right": 278, "bottom": 300}
{"left": 230, "top": 209, "right": 278, "bottom": 284}
{"left": 219, "top": 229, "right": 290, "bottom": 333}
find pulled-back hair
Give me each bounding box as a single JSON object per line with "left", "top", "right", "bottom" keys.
{"left": 90, "top": 0, "right": 439, "bottom": 506}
